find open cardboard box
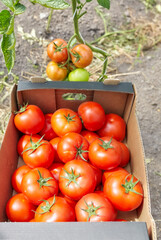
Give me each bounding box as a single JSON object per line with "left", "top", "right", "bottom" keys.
{"left": 0, "top": 80, "right": 157, "bottom": 240}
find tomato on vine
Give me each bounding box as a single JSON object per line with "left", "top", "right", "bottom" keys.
{"left": 71, "top": 44, "right": 93, "bottom": 68}
{"left": 47, "top": 39, "right": 68, "bottom": 63}
{"left": 68, "top": 68, "right": 89, "bottom": 82}
{"left": 46, "top": 61, "right": 68, "bottom": 81}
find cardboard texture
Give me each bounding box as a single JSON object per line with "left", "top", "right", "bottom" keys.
{"left": 0, "top": 81, "right": 156, "bottom": 240}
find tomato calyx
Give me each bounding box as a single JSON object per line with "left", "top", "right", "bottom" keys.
{"left": 75, "top": 144, "right": 88, "bottom": 161}
{"left": 37, "top": 170, "right": 53, "bottom": 188}
{"left": 36, "top": 196, "right": 56, "bottom": 214}
{"left": 62, "top": 168, "right": 80, "bottom": 187}
{"left": 63, "top": 113, "right": 76, "bottom": 123}
{"left": 53, "top": 42, "right": 66, "bottom": 53}
{"left": 22, "top": 135, "right": 45, "bottom": 155}
{"left": 14, "top": 103, "right": 28, "bottom": 114}
{"left": 121, "top": 175, "right": 143, "bottom": 195}
{"left": 98, "top": 138, "right": 114, "bottom": 150}
{"left": 81, "top": 200, "right": 101, "bottom": 221}
{"left": 70, "top": 50, "right": 81, "bottom": 63}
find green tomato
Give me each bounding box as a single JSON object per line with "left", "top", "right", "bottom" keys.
{"left": 68, "top": 68, "right": 89, "bottom": 82}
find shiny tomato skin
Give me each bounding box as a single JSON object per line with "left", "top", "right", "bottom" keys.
{"left": 22, "top": 138, "right": 54, "bottom": 168}
{"left": 6, "top": 193, "right": 36, "bottom": 222}
{"left": 81, "top": 130, "right": 99, "bottom": 144}
{"left": 17, "top": 134, "right": 41, "bottom": 157}
{"left": 46, "top": 61, "right": 67, "bottom": 81}
{"left": 34, "top": 196, "right": 75, "bottom": 222}
{"left": 50, "top": 137, "right": 62, "bottom": 163}
{"left": 58, "top": 192, "right": 77, "bottom": 209}
{"left": 49, "top": 162, "right": 64, "bottom": 181}
{"left": 14, "top": 105, "right": 45, "bottom": 135}
{"left": 118, "top": 142, "right": 130, "bottom": 167}
{"left": 47, "top": 39, "right": 68, "bottom": 63}
{"left": 57, "top": 133, "right": 89, "bottom": 163}
{"left": 75, "top": 193, "right": 117, "bottom": 222}
{"left": 89, "top": 137, "right": 122, "bottom": 170}
{"left": 68, "top": 68, "right": 89, "bottom": 82}
{"left": 11, "top": 165, "right": 31, "bottom": 193}
{"left": 97, "top": 113, "right": 126, "bottom": 142}
{"left": 39, "top": 113, "right": 57, "bottom": 140}
{"left": 71, "top": 44, "right": 93, "bottom": 68}
{"left": 88, "top": 163, "right": 102, "bottom": 186}
{"left": 21, "top": 167, "right": 58, "bottom": 205}
{"left": 51, "top": 108, "right": 82, "bottom": 137}
{"left": 78, "top": 101, "right": 106, "bottom": 131}
{"left": 103, "top": 172, "right": 144, "bottom": 211}
{"left": 59, "top": 160, "right": 96, "bottom": 200}
{"left": 102, "top": 167, "right": 129, "bottom": 185}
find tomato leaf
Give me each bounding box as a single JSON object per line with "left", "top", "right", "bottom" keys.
{"left": 0, "top": 10, "right": 12, "bottom": 34}
{"left": 1, "top": 33, "right": 15, "bottom": 73}
{"left": 29, "top": 0, "right": 70, "bottom": 9}
{"left": 86, "top": 0, "right": 93, "bottom": 2}
{"left": 14, "top": 3, "right": 26, "bottom": 15}
{"left": 0, "top": 0, "right": 15, "bottom": 12}
{"left": 97, "top": 0, "right": 110, "bottom": 9}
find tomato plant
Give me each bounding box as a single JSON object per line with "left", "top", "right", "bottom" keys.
{"left": 47, "top": 39, "right": 68, "bottom": 63}
{"left": 71, "top": 44, "right": 93, "bottom": 68}
{"left": 21, "top": 167, "right": 58, "bottom": 205}
{"left": 78, "top": 101, "right": 106, "bottom": 131}
{"left": 68, "top": 68, "right": 89, "bottom": 82}
{"left": 46, "top": 61, "right": 68, "bottom": 81}
{"left": 75, "top": 193, "right": 117, "bottom": 222}
{"left": 39, "top": 113, "right": 57, "bottom": 140}
{"left": 14, "top": 104, "right": 45, "bottom": 134}
{"left": 59, "top": 159, "right": 96, "bottom": 200}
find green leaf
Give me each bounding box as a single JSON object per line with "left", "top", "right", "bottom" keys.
{"left": 86, "top": 0, "right": 93, "bottom": 2}
{"left": 5, "top": 16, "right": 14, "bottom": 34}
{"left": 0, "top": 10, "right": 12, "bottom": 34}
{"left": 0, "top": 0, "right": 14, "bottom": 12}
{"left": 1, "top": 33, "right": 15, "bottom": 73}
{"left": 14, "top": 3, "right": 26, "bottom": 15}
{"left": 29, "top": 0, "right": 70, "bottom": 9}
{"left": 97, "top": 0, "right": 110, "bottom": 9}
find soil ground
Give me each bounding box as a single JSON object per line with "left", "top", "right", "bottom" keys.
{"left": 0, "top": 0, "right": 161, "bottom": 238}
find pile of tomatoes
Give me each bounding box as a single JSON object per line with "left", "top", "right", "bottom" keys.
{"left": 6, "top": 101, "right": 144, "bottom": 222}
{"left": 46, "top": 38, "right": 93, "bottom": 82}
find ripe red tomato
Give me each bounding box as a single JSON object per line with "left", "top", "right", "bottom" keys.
{"left": 103, "top": 172, "right": 144, "bottom": 211}
{"left": 58, "top": 192, "right": 77, "bottom": 209}
{"left": 102, "top": 167, "right": 129, "bottom": 185}
{"left": 97, "top": 113, "right": 126, "bottom": 142}
{"left": 57, "top": 133, "right": 89, "bottom": 163}
{"left": 39, "top": 113, "right": 57, "bottom": 140}
{"left": 71, "top": 44, "right": 93, "bottom": 68}
{"left": 17, "top": 134, "right": 41, "bottom": 157}
{"left": 89, "top": 137, "right": 122, "bottom": 170}
{"left": 22, "top": 137, "right": 54, "bottom": 168}
{"left": 59, "top": 160, "right": 96, "bottom": 200}
{"left": 47, "top": 38, "right": 68, "bottom": 63}
{"left": 75, "top": 193, "right": 117, "bottom": 222}
{"left": 51, "top": 108, "right": 82, "bottom": 137}
{"left": 21, "top": 167, "right": 58, "bottom": 205}
{"left": 6, "top": 193, "right": 36, "bottom": 222}
{"left": 46, "top": 61, "right": 67, "bottom": 81}
{"left": 81, "top": 130, "right": 99, "bottom": 144}
{"left": 78, "top": 101, "right": 106, "bottom": 131}
{"left": 50, "top": 137, "right": 62, "bottom": 163}
{"left": 14, "top": 104, "right": 45, "bottom": 134}
{"left": 118, "top": 142, "right": 130, "bottom": 167}
{"left": 11, "top": 165, "right": 31, "bottom": 193}
{"left": 88, "top": 164, "right": 102, "bottom": 186}
{"left": 34, "top": 196, "right": 75, "bottom": 222}
{"left": 49, "top": 162, "right": 64, "bottom": 181}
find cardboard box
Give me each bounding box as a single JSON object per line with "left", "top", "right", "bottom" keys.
{"left": 0, "top": 81, "right": 157, "bottom": 240}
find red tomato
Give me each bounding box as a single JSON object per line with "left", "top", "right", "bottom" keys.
{"left": 75, "top": 193, "right": 117, "bottom": 222}
{"left": 103, "top": 172, "right": 144, "bottom": 211}
{"left": 81, "top": 130, "right": 99, "bottom": 144}
{"left": 78, "top": 101, "right": 106, "bottom": 131}
{"left": 58, "top": 192, "right": 77, "bottom": 209}
{"left": 47, "top": 39, "right": 68, "bottom": 63}
{"left": 102, "top": 167, "right": 129, "bottom": 185}
{"left": 17, "top": 134, "right": 41, "bottom": 157}
{"left": 11, "top": 165, "right": 31, "bottom": 193}
{"left": 89, "top": 137, "right": 122, "bottom": 170}
{"left": 14, "top": 104, "right": 45, "bottom": 134}
{"left": 49, "top": 162, "right": 64, "bottom": 181}
{"left": 21, "top": 167, "right": 58, "bottom": 205}
{"left": 59, "top": 160, "right": 96, "bottom": 200}
{"left": 6, "top": 193, "right": 36, "bottom": 222}
{"left": 51, "top": 108, "right": 82, "bottom": 137}
{"left": 88, "top": 164, "right": 102, "bottom": 186}
{"left": 50, "top": 137, "right": 62, "bottom": 163}
{"left": 39, "top": 113, "right": 57, "bottom": 140}
{"left": 29, "top": 219, "right": 36, "bottom": 222}
{"left": 71, "top": 44, "right": 93, "bottom": 68}
{"left": 97, "top": 113, "right": 126, "bottom": 142}
{"left": 22, "top": 137, "right": 54, "bottom": 168}
{"left": 46, "top": 61, "right": 67, "bottom": 81}
{"left": 57, "top": 133, "right": 89, "bottom": 163}
{"left": 34, "top": 196, "right": 75, "bottom": 222}
{"left": 118, "top": 142, "right": 130, "bottom": 167}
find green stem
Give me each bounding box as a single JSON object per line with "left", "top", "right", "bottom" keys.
{"left": 46, "top": 9, "right": 53, "bottom": 31}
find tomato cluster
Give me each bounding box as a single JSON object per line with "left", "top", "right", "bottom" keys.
{"left": 46, "top": 38, "right": 92, "bottom": 82}
{"left": 6, "top": 102, "right": 144, "bottom": 222}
